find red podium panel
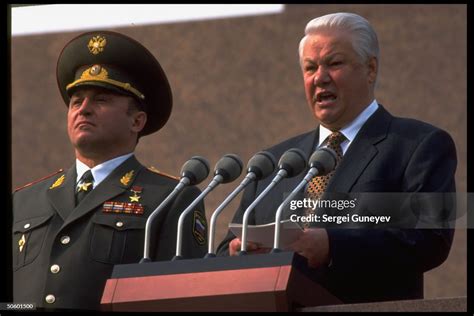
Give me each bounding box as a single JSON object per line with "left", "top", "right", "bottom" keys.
{"left": 101, "top": 252, "right": 341, "bottom": 311}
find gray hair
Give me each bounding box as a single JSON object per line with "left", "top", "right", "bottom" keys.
{"left": 298, "top": 12, "right": 379, "bottom": 64}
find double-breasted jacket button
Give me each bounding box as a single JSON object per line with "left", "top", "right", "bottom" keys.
{"left": 23, "top": 223, "right": 31, "bottom": 229}
{"left": 60, "top": 236, "right": 71, "bottom": 245}
{"left": 115, "top": 221, "right": 124, "bottom": 228}
{"left": 45, "top": 294, "right": 56, "bottom": 304}
{"left": 50, "top": 264, "right": 61, "bottom": 274}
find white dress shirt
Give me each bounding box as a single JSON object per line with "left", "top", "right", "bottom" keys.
{"left": 317, "top": 99, "right": 379, "bottom": 154}
{"left": 75, "top": 153, "right": 134, "bottom": 189}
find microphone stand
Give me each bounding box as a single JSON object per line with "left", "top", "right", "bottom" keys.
{"left": 272, "top": 167, "right": 319, "bottom": 251}
{"left": 174, "top": 175, "right": 223, "bottom": 259}
{"left": 206, "top": 173, "right": 257, "bottom": 257}
{"left": 240, "top": 169, "right": 288, "bottom": 254}
{"left": 140, "top": 177, "right": 190, "bottom": 263}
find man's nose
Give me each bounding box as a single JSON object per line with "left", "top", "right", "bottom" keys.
{"left": 78, "top": 97, "right": 93, "bottom": 114}
{"left": 313, "top": 67, "right": 330, "bottom": 86}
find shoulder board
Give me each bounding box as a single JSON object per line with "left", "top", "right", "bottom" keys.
{"left": 148, "top": 166, "right": 180, "bottom": 180}
{"left": 14, "top": 169, "right": 64, "bottom": 192}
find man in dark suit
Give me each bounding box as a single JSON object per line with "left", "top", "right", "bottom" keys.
{"left": 12, "top": 31, "right": 207, "bottom": 310}
{"left": 216, "top": 12, "right": 457, "bottom": 303}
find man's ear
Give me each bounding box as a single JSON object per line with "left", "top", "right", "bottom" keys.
{"left": 367, "top": 56, "right": 378, "bottom": 85}
{"left": 131, "top": 111, "right": 147, "bottom": 134}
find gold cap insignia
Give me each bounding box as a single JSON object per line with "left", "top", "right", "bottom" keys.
{"left": 49, "top": 174, "right": 65, "bottom": 189}
{"left": 120, "top": 170, "right": 134, "bottom": 186}
{"left": 89, "top": 64, "right": 102, "bottom": 76}
{"left": 65, "top": 65, "right": 145, "bottom": 100}
{"left": 88, "top": 35, "right": 107, "bottom": 55}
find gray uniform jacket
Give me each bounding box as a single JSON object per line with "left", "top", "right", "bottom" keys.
{"left": 13, "top": 155, "right": 207, "bottom": 310}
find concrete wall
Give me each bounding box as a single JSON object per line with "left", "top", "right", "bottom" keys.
{"left": 11, "top": 4, "right": 466, "bottom": 299}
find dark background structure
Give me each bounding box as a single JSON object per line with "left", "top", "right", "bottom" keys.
{"left": 11, "top": 4, "right": 466, "bottom": 299}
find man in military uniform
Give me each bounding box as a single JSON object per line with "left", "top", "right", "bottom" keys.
{"left": 12, "top": 31, "right": 207, "bottom": 310}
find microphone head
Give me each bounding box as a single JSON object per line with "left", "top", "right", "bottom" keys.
{"left": 214, "top": 154, "right": 243, "bottom": 183}
{"left": 180, "top": 156, "right": 210, "bottom": 185}
{"left": 247, "top": 151, "right": 277, "bottom": 180}
{"left": 278, "top": 148, "right": 307, "bottom": 177}
{"left": 309, "top": 147, "right": 337, "bottom": 176}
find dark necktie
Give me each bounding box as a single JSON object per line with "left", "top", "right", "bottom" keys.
{"left": 304, "top": 131, "right": 346, "bottom": 226}
{"left": 75, "top": 170, "right": 94, "bottom": 206}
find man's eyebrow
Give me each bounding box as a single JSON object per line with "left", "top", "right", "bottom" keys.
{"left": 321, "top": 53, "right": 345, "bottom": 62}
{"left": 302, "top": 52, "right": 345, "bottom": 63}
{"left": 70, "top": 93, "right": 83, "bottom": 99}
{"left": 326, "top": 52, "right": 344, "bottom": 58}
{"left": 302, "top": 58, "right": 316, "bottom": 64}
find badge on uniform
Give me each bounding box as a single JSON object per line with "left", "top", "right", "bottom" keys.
{"left": 103, "top": 201, "right": 144, "bottom": 215}
{"left": 192, "top": 211, "right": 207, "bottom": 245}
{"left": 49, "top": 174, "right": 65, "bottom": 189}
{"left": 18, "top": 234, "right": 26, "bottom": 252}
{"left": 120, "top": 170, "right": 134, "bottom": 186}
{"left": 77, "top": 181, "right": 93, "bottom": 192}
{"left": 129, "top": 186, "right": 142, "bottom": 202}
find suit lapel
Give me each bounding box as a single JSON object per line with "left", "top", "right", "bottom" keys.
{"left": 285, "top": 128, "right": 320, "bottom": 189}
{"left": 264, "top": 129, "right": 319, "bottom": 221}
{"left": 62, "top": 155, "right": 144, "bottom": 226}
{"left": 47, "top": 167, "right": 77, "bottom": 221}
{"left": 327, "top": 105, "right": 392, "bottom": 193}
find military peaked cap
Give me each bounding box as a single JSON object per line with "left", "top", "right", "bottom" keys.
{"left": 56, "top": 30, "right": 172, "bottom": 136}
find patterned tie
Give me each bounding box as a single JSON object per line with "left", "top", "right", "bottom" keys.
{"left": 304, "top": 131, "right": 346, "bottom": 226}
{"left": 75, "top": 170, "right": 94, "bottom": 206}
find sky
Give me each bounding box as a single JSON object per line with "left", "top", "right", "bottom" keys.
{"left": 11, "top": 4, "right": 285, "bottom": 36}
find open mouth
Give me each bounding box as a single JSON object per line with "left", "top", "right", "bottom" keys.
{"left": 314, "top": 91, "right": 337, "bottom": 105}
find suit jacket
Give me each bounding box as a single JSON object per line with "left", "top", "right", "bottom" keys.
{"left": 216, "top": 105, "right": 457, "bottom": 303}
{"left": 12, "top": 155, "right": 207, "bottom": 310}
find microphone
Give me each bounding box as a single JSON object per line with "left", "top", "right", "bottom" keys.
{"left": 140, "top": 156, "right": 210, "bottom": 263}
{"left": 272, "top": 147, "right": 337, "bottom": 252}
{"left": 205, "top": 151, "right": 277, "bottom": 257}
{"left": 174, "top": 154, "right": 243, "bottom": 260}
{"left": 240, "top": 148, "right": 307, "bottom": 254}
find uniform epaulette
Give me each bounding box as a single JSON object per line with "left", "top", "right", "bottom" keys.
{"left": 148, "top": 166, "right": 180, "bottom": 180}
{"left": 14, "top": 169, "right": 64, "bottom": 192}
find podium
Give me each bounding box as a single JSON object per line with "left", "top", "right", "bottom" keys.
{"left": 101, "top": 252, "right": 341, "bottom": 311}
